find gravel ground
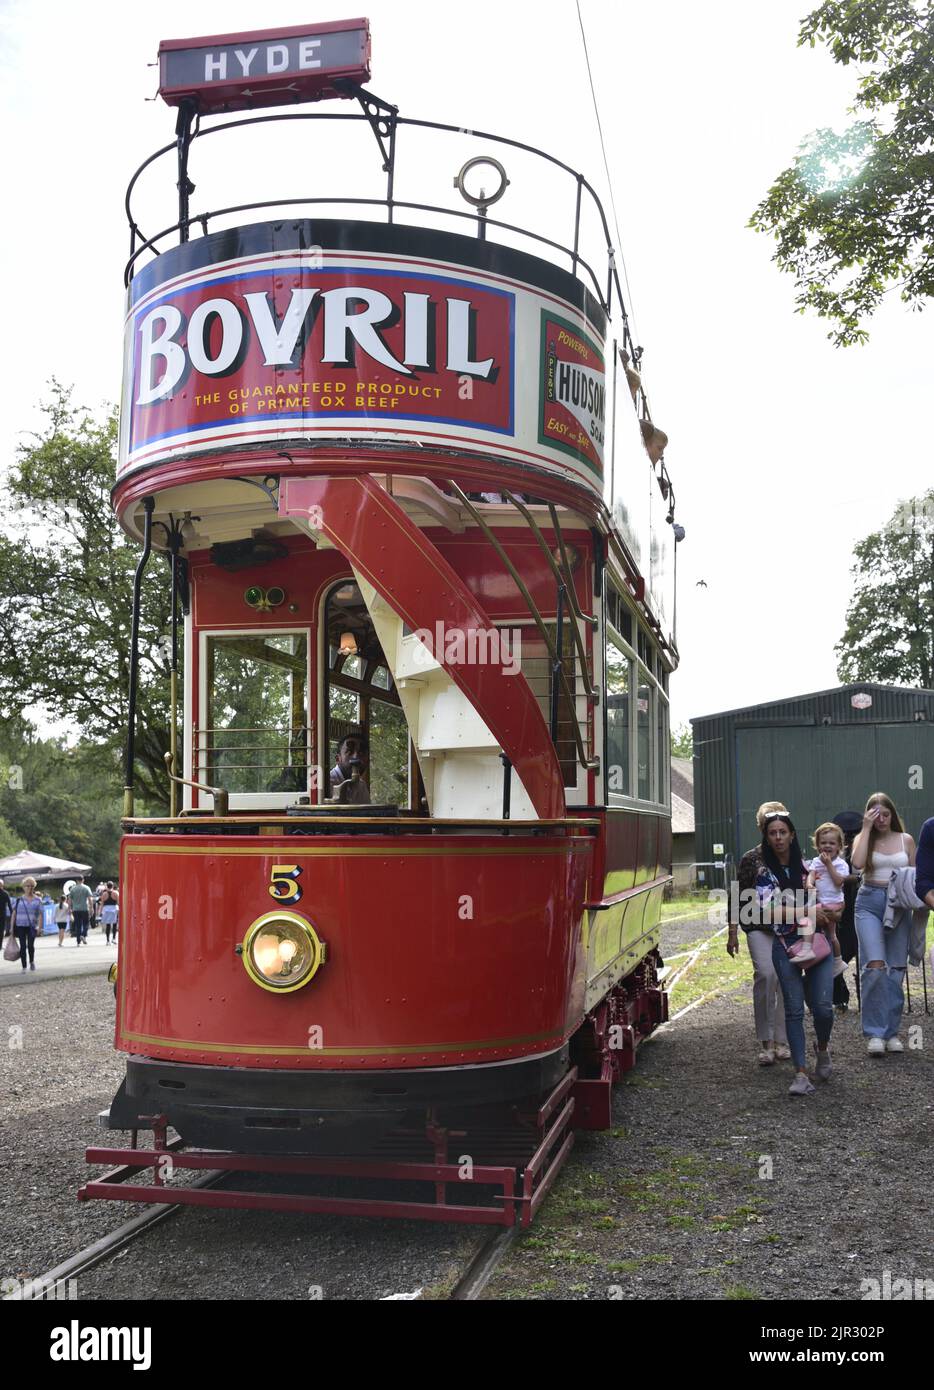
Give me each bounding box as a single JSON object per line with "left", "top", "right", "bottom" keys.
{"left": 661, "top": 907, "right": 721, "bottom": 953}
{"left": 73, "top": 1202, "right": 480, "bottom": 1301}
{"left": 0, "top": 974, "right": 481, "bottom": 1300}
{"left": 5, "top": 922, "right": 932, "bottom": 1302}
{"left": 2, "top": 973, "right": 134, "bottom": 1282}
{"left": 484, "top": 912, "right": 934, "bottom": 1300}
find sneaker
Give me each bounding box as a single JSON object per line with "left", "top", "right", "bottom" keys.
{"left": 885, "top": 1037, "right": 904, "bottom": 1053}
{"left": 867, "top": 1037, "right": 885, "bottom": 1056}
{"left": 789, "top": 1073, "right": 816, "bottom": 1096}
{"left": 774, "top": 1044, "right": 791, "bottom": 1060}
{"left": 834, "top": 1002, "right": 849, "bottom": 1015}
{"left": 30, "top": 962, "right": 36, "bottom": 971}
{"left": 814, "top": 1046, "right": 832, "bottom": 1081}
{"left": 757, "top": 1047, "right": 775, "bottom": 1066}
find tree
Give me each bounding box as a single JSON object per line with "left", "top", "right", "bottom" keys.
{"left": 670, "top": 723, "right": 693, "bottom": 759}
{"left": 0, "top": 385, "right": 175, "bottom": 807}
{"left": 0, "top": 717, "right": 123, "bottom": 878}
{"left": 836, "top": 490, "right": 934, "bottom": 687}
{"left": 0, "top": 815, "right": 21, "bottom": 858}
{"left": 750, "top": 2, "right": 934, "bottom": 345}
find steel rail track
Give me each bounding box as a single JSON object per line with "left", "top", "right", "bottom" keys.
{"left": 1, "top": 1171, "right": 225, "bottom": 1302}
{"left": 449, "top": 1228, "right": 517, "bottom": 1300}
{"left": 7, "top": 1165, "right": 517, "bottom": 1303}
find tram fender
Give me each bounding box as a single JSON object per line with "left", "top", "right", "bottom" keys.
{"left": 100, "top": 1077, "right": 138, "bottom": 1130}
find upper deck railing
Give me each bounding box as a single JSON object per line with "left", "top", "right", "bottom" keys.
{"left": 123, "top": 95, "right": 677, "bottom": 561}
{"left": 125, "top": 101, "right": 646, "bottom": 394}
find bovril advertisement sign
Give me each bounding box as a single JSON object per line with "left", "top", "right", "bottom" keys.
{"left": 118, "top": 225, "right": 607, "bottom": 499}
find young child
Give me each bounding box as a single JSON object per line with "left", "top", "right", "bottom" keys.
{"left": 54, "top": 895, "right": 71, "bottom": 947}
{"left": 799, "top": 823, "right": 849, "bottom": 966}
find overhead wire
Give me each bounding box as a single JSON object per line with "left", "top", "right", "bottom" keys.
{"left": 574, "top": 0, "right": 640, "bottom": 349}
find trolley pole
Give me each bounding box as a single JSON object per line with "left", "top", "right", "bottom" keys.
{"left": 175, "top": 100, "right": 196, "bottom": 243}
{"left": 168, "top": 525, "right": 181, "bottom": 818}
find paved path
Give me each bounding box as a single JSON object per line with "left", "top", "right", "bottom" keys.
{"left": 0, "top": 927, "right": 115, "bottom": 987}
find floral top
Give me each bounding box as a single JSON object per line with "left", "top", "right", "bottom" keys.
{"left": 732, "top": 846, "right": 807, "bottom": 936}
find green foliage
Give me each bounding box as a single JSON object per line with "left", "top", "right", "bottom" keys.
{"left": 724, "top": 1283, "right": 759, "bottom": 1301}
{"left": 836, "top": 490, "right": 934, "bottom": 687}
{"left": 0, "top": 384, "right": 175, "bottom": 806}
{"left": 750, "top": 1, "right": 934, "bottom": 344}
{"left": 0, "top": 815, "right": 22, "bottom": 857}
{"left": 670, "top": 722, "right": 693, "bottom": 759}
{"left": 0, "top": 717, "right": 122, "bottom": 879}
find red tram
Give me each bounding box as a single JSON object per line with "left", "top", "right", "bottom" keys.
{"left": 82, "top": 18, "right": 681, "bottom": 1226}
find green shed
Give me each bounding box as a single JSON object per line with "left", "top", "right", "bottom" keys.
{"left": 692, "top": 683, "right": 934, "bottom": 864}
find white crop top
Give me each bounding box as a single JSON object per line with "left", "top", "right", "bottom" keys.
{"left": 866, "top": 835, "right": 909, "bottom": 883}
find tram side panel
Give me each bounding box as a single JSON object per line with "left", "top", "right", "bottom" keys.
{"left": 114, "top": 832, "right": 592, "bottom": 1072}
{"left": 582, "top": 808, "right": 670, "bottom": 1012}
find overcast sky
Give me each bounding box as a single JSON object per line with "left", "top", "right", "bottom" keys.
{"left": 2, "top": 0, "right": 931, "bottom": 733}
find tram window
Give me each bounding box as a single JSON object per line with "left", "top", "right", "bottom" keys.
{"left": 605, "top": 639, "right": 631, "bottom": 797}
{"left": 203, "top": 633, "right": 308, "bottom": 794}
{"left": 657, "top": 697, "right": 669, "bottom": 808}
{"left": 606, "top": 580, "right": 633, "bottom": 646}
{"left": 325, "top": 581, "right": 411, "bottom": 807}
{"left": 637, "top": 677, "right": 653, "bottom": 801}
{"left": 606, "top": 585, "right": 618, "bottom": 632}
{"left": 369, "top": 700, "right": 409, "bottom": 803}
{"left": 329, "top": 682, "right": 359, "bottom": 731}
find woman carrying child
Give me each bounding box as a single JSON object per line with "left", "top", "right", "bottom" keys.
{"left": 762, "top": 812, "right": 835, "bottom": 1096}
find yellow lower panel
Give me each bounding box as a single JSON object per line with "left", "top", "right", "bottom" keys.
{"left": 584, "top": 884, "right": 663, "bottom": 1011}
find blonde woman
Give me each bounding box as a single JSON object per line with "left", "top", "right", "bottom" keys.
{"left": 728, "top": 801, "right": 790, "bottom": 1065}
{"left": 850, "top": 793, "right": 916, "bottom": 1056}
{"left": 10, "top": 877, "right": 43, "bottom": 972}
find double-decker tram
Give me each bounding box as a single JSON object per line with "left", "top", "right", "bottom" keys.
{"left": 82, "top": 17, "right": 681, "bottom": 1226}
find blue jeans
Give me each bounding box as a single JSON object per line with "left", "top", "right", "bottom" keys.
{"left": 854, "top": 885, "right": 909, "bottom": 1039}
{"left": 771, "top": 935, "right": 834, "bottom": 1071}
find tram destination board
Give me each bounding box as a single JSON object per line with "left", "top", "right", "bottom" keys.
{"left": 158, "top": 18, "right": 371, "bottom": 112}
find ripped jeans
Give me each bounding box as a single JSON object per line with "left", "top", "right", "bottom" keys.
{"left": 854, "top": 885, "right": 910, "bottom": 1040}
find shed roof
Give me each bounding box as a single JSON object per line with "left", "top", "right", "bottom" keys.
{"left": 691, "top": 682, "right": 934, "bottom": 727}
{"left": 671, "top": 791, "right": 695, "bottom": 835}
{"left": 671, "top": 756, "right": 694, "bottom": 806}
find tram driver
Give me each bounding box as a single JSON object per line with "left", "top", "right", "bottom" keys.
{"left": 330, "top": 732, "right": 371, "bottom": 805}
